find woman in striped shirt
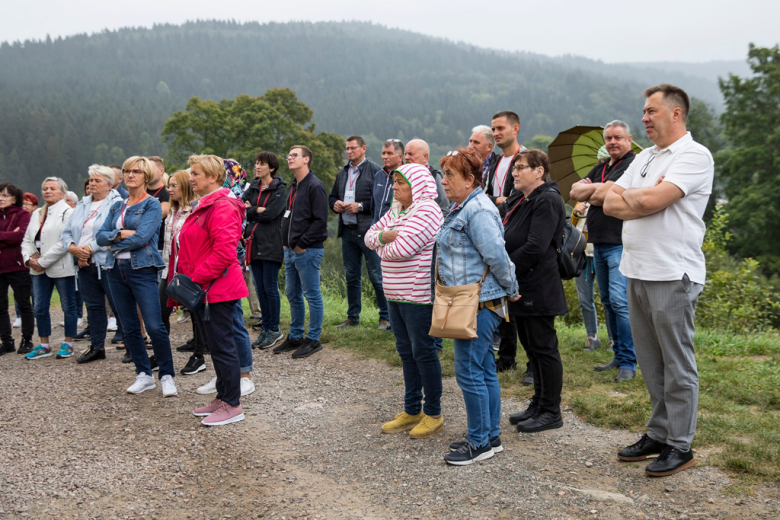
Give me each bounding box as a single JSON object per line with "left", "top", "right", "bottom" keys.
{"left": 365, "top": 163, "right": 444, "bottom": 440}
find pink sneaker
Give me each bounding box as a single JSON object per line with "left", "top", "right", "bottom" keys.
{"left": 201, "top": 402, "right": 245, "bottom": 426}
{"left": 193, "top": 399, "right": 224, "bottom": 417}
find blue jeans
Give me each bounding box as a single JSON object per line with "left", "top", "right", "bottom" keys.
{"left": 388, "top": 301, "right": 442, "bottom": 416}
{"left": 78, "top": 264, "right": 123, "bottom": 350}
{"left": 75, "top": 287, "right": 84, "bottom": 319}
{"left": 453, "top": 307, "right": 502, "bottom": 447}
{"left": 233, "top": 299, "right": 253, "bottom": 373}
{"left": 32, "top": 274, "right": 77, "bottom": 338}
{"left": 593, "top": 244, "right": 636, "bottom": 371}
{"left": 574, "top": 257, "right": 614, "bottom": 339}
{"left": 284, "top": 247, "right": 324, "bottom": 341}
{"left": 341, "top": 227, "right": 389, "bottom": 322}
{"left": 250, "top": 260, "right": 281, "bottom": 332}
{"left": 107, "top": 260, "right": 174, "bottom": 378}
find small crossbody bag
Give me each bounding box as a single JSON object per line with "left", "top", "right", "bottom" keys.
{"left": 428, "top": 262, "right": 490, "bottom": 340}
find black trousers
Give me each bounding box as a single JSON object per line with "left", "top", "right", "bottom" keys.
{"left": 515, "top": 315, "right": 563, "bottom": 414}
{"left": 193, "top": 300, "right": 241, "bottom": 407}
{"left": 159, "top": 276, "right": 172, "bottom": 334}
{"left": 0, "top": 270, "right": 34, "bottom": 344}
{"left": 496, "top": 316, "right": 532, "bottom": 371}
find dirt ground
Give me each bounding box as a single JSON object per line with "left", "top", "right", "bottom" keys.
{"left": 1, "top": 315, "right": 778, "bottom": 519}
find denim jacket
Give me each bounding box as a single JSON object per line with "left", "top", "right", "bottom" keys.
{"left": 95, "top": 196, "right": 166, "bottom": 270}
{"left": 61, "top": 190, "right": 124, "bottom": 275}
{"left": 435, "top": 187, "right": 518, "bottom": 302}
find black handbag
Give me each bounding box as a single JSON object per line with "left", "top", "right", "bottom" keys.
{"left": 166, "top": 271, "right": 225, "bottom": 320}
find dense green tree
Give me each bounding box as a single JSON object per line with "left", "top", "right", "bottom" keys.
{"left": 522, "top": 134, "right": 554, "bottom": 152}
{"left": 717, "top": 44, "right": 780, "bottom": 274}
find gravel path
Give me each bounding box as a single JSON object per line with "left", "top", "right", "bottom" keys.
{"left": 1, "top": 317, "right": 778, "bottom": 519}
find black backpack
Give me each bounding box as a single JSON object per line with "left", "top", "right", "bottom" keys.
{"left": 545, "top": 188, "right": 587, "bottom": 280}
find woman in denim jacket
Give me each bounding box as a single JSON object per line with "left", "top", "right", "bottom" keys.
{"left": 96, "top": 156, "right": 177, "bottom": 398}
{"left": 435, "top": 148, "right": 519, "bottom": 466}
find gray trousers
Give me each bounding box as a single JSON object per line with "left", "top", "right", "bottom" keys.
{"left": 627, "top": 276, "right": 703, "bottom": 450}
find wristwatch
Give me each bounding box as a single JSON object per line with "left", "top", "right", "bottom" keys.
{"left": 358, "top": 202, "right": 363, "bottom": 212}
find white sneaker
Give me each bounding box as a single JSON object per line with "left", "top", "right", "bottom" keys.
{"left": 77, "top": 318, "right": 84, "bottom": 328}
{"left": 127, "top": 373, "right": 156, "bottom": 394}
{"left": 240, "top": 377, "right": 256, "bottom": 397}
{"left": 107, "top": 317, "right": 117, "bottom": 331}
{"left": 12, "top": 317, "right": 21, "bottom": 328}
{"left": 196, "top": 377, "right": 217, "bottom": 395}
{"left": 177, "top": 311, "right": 191, "bottom": 324}
{"left": 161, "top": 375, "right": 178, "bottom": 397}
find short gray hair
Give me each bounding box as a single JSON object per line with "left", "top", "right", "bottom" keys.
{"left": 471, "top": 125, "right": 496, "bottom": 146}
{"left": 66, "top": 191, "right": 79, "bottom": 205}
{"left": 88, "top": 164, "right": 116, "bottom": 186}
{"left": 604, "top": 120, "right": 631, "bottom": 136}
{"left": 41, "top": 177, "right": 68, "bottom": 194}
{"left": 383, "top": 139, "right": 404, "bottom": 155}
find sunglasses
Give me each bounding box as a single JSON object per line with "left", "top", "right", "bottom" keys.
{"left": 446, "top": 151, "right": 460, "bottom": 157}
{"left": 640, "top": 153, "right": 658, "bottom": 178}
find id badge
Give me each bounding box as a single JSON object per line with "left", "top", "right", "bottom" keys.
{"left": 35, "top": 240, "right": 42, "bottom": 249}
{"left": 345, "top": 190, "right": 355, "bottom": 198}
{"left": 284, "top": 210, "right": 291, "bottom": 218}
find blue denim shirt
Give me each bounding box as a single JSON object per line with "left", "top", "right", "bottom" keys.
{"left": 95, "top": 196, "right": 166, "bottom": 270}
{"left": 435, "top": 188, "right": 518, "bottom": 302}
{"left": 61, "top": 190, "right": 124, "bottom": 273}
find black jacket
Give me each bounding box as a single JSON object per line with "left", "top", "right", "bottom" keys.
{"left": 501, "top": 181, "right": 568, "bottom": 317}
{"left": 329, "top": 159, "right": 382, "bottom": 237}
{"left": 242, "top": 176, "right": 287, "bottom": 264}
{"left": 282, "top": 172, "right": 329, "bottom": 250}
{"left": 484, "top": 147, "right": 527, "bottom": 204}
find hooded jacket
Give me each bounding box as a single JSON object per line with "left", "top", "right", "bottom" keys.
{"left": 173, "top": 188, "right": 248, "bottom": 304}
{"left": 501, "top": 181, "right": 568, "bottom": 317}
{"left": 242, "top": 176, "right": 287, "bottom": 264}
{"left": 21, "top": 199, "right": 74, "bottom": 278}
{"left": 365, "top": 164, "right": 443, "bottom": 304}
{"left": 0, "top": 204, "right": 31, "bottom": 274}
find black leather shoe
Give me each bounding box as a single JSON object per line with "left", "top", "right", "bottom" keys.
{"left": 291, "top": 339, "right": 323, "bottom": 359}
{"left": 335, "top": 319, "right": 358, "bottom": 328}
{"left": 0, "top": 340, "right": 15, "bottom": 356}
{"left": 73, "top": 328, "right": 91, "bottom": 342}
{"left": 645, "top": 445, "right": 695, "bottom": 477}
{"left": 272, "top": 336, "right": 302, "bottom": 354}
{"left": 595, "top": 359, "right": 619, "bottom": 372}
{"left": 618, "top": 434, "right": 666, "bottom": 461}
{"left": 121, "top": 351, "right": 133, "bottom": 363}
{"left": 516, "top": 411, "right": 563, "bottom": 433}
{"left": 509, "top": 402, "right": 540, "bottom": 425}
{"left": 496, "top": 361, "right": 517, "bottom": 373}
{"left": 77, "top": 348, "right": 106, "bottom": 364}
{"left": 18, "top": 338, "right": 34, "bottom": 355}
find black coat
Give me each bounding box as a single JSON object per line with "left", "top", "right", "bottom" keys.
{"left": 329, "top": 159, "right": 382, "bottom": 237}
{"left": 242, "top": 176, "right": 287, "bottom": 264}
{"left": 501, "top": 181, "right": 568, "bottom": 317}
{"left": 484, "top": 147, "right": 526, "bottom": 203}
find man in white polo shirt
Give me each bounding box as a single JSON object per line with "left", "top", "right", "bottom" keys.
{"left": 604, "top": 84, "right": 714, "bottom": 477}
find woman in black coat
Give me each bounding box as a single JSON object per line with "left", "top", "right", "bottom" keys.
{"left": 242, "top": 152, "right": 287, "bottom": 350}
{"left": 499, "top": 149, "right": 567, "bottom": 434}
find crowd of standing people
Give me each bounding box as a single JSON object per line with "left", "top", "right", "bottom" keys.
{"left": 0, "top": 83, "right": 713, "bottom": 475}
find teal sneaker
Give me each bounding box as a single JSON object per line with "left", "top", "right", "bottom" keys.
{"left": 25, "top": 345, "right": 52, "bottom": 360}
{"left": 252, "top": 329, "right": 268, "bottom": 349}
{"left": 55, "top": 344, "right": 75, "bottom": 358}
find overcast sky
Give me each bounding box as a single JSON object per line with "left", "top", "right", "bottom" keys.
{"left": 3, "top": 0, "right": 777, "bottom": 63}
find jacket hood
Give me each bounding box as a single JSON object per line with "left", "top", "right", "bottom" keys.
{"left": 391, "top": 163, "right": 438, "bottom": 214}
{"left": 250, "top": 175, "right": 287, "bottom": 192}
{"left": 194, "top": 187, "right": 244, "bottom": 213}
{"left": 78, "top": 189, "right": 122, "bottom": 208}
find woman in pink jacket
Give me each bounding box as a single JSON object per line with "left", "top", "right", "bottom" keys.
{"left": 365, "top": 163, "right": 444, "bottom": 439}
{"left": 175, "top": 155, "right": 248, "bottom": 427}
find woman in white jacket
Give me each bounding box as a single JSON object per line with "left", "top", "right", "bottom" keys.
{"left": 21, "top": 177, "right": 77, "bottom": 360}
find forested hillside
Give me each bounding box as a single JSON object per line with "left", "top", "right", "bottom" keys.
{"left": 0, "top": 20, "right": 717, "bottom": 192}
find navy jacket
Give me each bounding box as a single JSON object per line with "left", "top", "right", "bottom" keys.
{"left": 372, "top": 167, "right": 396, "bottom": 224}
{"left": 282, "top": 172, "right": 329, "bottom": 250}
{"left": 329, "top": 159, "right": 382, "bottom": 237}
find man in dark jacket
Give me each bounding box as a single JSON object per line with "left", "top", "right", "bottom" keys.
{"left": 329, "top": 136, "right": 389, "bottom": 330}
{"left": 485, "top": 111, "right": 527, "bottom": 205}
{"left": 274, "top": 145, "right": 329, "bottom": 359}
{"left": 372, "top": 139, "right": 404, "bottom": 223}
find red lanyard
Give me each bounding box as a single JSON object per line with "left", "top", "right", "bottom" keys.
{"left": 348, "top": 167, "right": 360, "bottom": 190}
{"left": 287, "top": 185, "right": 297, "bottom": 210}
{"left": 502, "top": 196, "right": 526, "bottom": 226}
{"left": 149, "top": 186, "right": 164, "bottom": 199}
{"left": 496, "top": 149, "right": 521, "bottom": 192}
{"left": 82, "top": 203, "right": 103, "bottom": 229}
{"left": 601, "top": 158, "right": 625, "bottom": 182}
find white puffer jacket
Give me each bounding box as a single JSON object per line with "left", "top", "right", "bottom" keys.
{"left": 21, "top": 199, "right": 75, "bottom": 278}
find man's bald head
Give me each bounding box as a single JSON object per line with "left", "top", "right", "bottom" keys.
{"left": 405, "top": 139, "right": 430, "bottom": 165}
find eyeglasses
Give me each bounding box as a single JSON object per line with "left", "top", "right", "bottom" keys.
{"left": 169, "top": 183, "right": 178, "bottom": 189}
{"left": 345, "top": 146, "right": 363, "bottom": 151}
{"left": 385, "top": 139, "right": 402, "bottom": 143}
{"left": 122, "top": 169, "right": 144, "bottom": 177}
{"left": 287, "top": 153, "right": 300, "bottom": 159}
{"left": 640, "top": 153, "right": 658, "bottom": 178}
{"left": 512, "top": 164, "right": 532, "bottom": 172}
{"left": 446, "top": 151, "right": 460, "bottom": 157}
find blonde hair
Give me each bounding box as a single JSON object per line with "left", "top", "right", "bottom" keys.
{"left": 122, "top": 156, "right": 154, "bottom": 185}
{"left": 169, "top": 170, "right": 197, "bottom": 213}
{"left": 188, "top": 155, "right": 225, "bottom": 184}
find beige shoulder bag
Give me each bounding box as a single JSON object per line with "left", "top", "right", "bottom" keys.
{"left": 428, "top": 262, "right": 490, "bottom": 340}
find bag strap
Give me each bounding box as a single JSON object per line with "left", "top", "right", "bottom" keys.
{"left": 204, "top": 267, "right": 228, "bottom": 294}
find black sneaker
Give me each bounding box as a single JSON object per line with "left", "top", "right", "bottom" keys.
{"left": 180, "top": 354, "right": 206, "bottom": 375}
{"left": 258, "top": 330, "right": 284, "bottom": 350}
{"left": 272, "top": 336, "right": 302, "bottom": 354}
{"left": 251, "top": 319, "right": 264, "bottom": 331}
{"left": 496, "top": 361, "right": 517, "bottom": 373}
{"left": 645, "top": 445, "right": 695, "bottom": 477}
{"left": 149, "top": 355, "right": 159, "bottom": 372}
{"left": 595, "top": 359, "right": 619, "bottom": 372}
{"left": 444, "top": 441, "right": 494, "bottom": 466}
{"left": 0, "top": 340, "right": 15, "bottom": 356}
{"left": 121, "top": 351, "right": 133, "bottom": 363}
{"left": 291, "top": 339, "right": 323, "bottom": 359}
{"left": 176, "top": 338, "right": 195, "bottom": 352}
{"left": 18, "top": 338, "right": 34, "bottom": 355}
{"left": 450, "top": 434, "right": 503, "bottom": 453}
{"left": 73, "top": 328, "right": 91, "bottom": 342}
{"left": 509, "top": 401, "right": 540, "bottom": 425}
{"left": 76, "top": 347, "right": 105, "bottom": 364}
{"left": 618, "top": 434, "right": 667, "bottom": 461}
{"left": 516, "top": 411, "right": 563, "bottom": 433}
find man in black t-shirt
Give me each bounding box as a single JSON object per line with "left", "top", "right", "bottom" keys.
{"left": 569, "top": 121, "right": 637, "bottom": 383}
{"left": 146, "top": 156, "right": 171, "bottom": 254}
